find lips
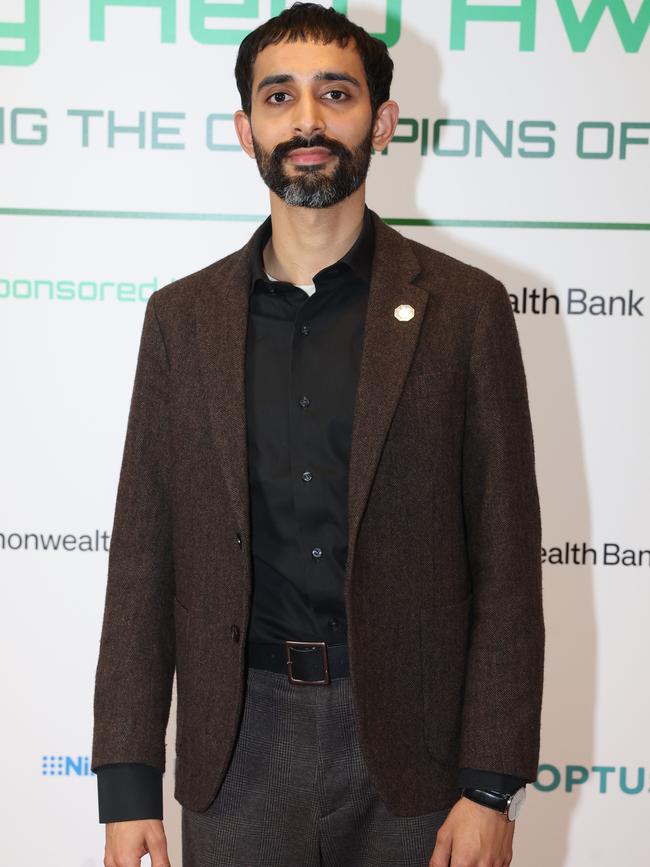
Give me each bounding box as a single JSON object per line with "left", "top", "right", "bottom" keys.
{"left": 287, "top": 148, "right": 333, "bottom": 165}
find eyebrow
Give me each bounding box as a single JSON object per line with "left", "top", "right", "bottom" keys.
{"left": 256, "top": 71, "right": 362, "bottom": 94}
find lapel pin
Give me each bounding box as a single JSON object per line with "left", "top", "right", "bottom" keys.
{"left": 394, "top": 303, "right": 415, "bottom": 322}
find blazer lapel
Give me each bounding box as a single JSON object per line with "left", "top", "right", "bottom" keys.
{"left": 345, "top": 213, "right": 428, "bottom": 574}
{"left": 194, "top": 229, "right": 261, "bottom": 544}
{"left": 194, "top": 212, "right": 428, "bottom": 573}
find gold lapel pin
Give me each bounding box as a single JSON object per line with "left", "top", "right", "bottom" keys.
{"left": 394, "top": 304, "right": 415, "bottom": 322}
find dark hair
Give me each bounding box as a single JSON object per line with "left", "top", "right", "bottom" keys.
{"left": 235, "top": 2, "right": 393, "bottom": 117}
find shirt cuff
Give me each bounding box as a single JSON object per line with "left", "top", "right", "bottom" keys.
{"left": 456, "top": 768, "right": 527, "bottom": 795}
{"left": 95, "top": 763, "right": 163, "bottom": 823}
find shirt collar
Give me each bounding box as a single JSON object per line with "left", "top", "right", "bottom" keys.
{"left": 249, "top": 204, "right": 375, "bottom": 294}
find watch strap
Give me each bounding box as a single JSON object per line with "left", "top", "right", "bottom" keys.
{"left": 461, "top": 787, "right": 510, "bottom": 812}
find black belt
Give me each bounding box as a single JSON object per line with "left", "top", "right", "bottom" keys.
{"left": 246, "top": 640, "right": 349, "bottom": 685}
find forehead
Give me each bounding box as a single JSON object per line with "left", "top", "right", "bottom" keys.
{"left": 251, "top": 37, "right": 366, "bottom": 87}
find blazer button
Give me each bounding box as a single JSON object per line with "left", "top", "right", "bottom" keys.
{"left": 231, "top": 624, "right": 240, "bottom": 642}
{"left": 235, "top": 533, "right": 242, "bottom": 547}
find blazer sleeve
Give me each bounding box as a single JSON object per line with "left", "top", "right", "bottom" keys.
{"left": 91, "top": 292, "right": 176, "bottom": 777}
{"left": 458, "top": 279, "right": 545, "bottom": 782}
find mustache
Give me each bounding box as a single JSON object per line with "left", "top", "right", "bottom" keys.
{"left": 271, "top": 134, "right": 350, "bottom": 162}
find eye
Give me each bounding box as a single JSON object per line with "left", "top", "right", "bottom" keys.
{"left": 267, "top": 91, "right": 290, "bottom": 104}
{"left": 324, "top": 89, "right": 348, "bottom": 101}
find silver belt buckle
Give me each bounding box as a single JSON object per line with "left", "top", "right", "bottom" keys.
{"left": 285, "top": 640, "right": 331, "bottom": 685}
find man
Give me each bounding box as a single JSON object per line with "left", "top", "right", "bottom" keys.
{"left": 91, "top": 4, "right": 545, "bottom": 866}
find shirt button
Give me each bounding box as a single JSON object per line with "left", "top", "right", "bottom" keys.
{"left": 299, "top": 395, "right": 310, "bottom": 408}
{"left": 301, "top": 471, "right": 313, "bottom": 482}
{"left": 300, "top": 323, "right": 310, "bottom": 335}
{"left": 328, "top": 617, "right": 340, "bottom": 631}
{"left": 311, "top": 547, "right": 322, "bottom": 559}
{"left": 230, "top": 624, "right": 240, "bottom": 642}
{"left": 267, "top": 285, "right": 276, "bottom": 294}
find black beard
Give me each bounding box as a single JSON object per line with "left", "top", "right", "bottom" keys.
{"left": 251, "top": 126, "right": 374, "bottom": 209}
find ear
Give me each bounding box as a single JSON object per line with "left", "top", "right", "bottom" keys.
{"left": 234, "top": 109, "right": 256, "bottom": 158}
{"left": 371, "top": 100, "right": 400, "bottom": 152}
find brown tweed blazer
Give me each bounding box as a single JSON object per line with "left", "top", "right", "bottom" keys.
{"left": 91, "top": 210, "right": 545, "bottom": 816}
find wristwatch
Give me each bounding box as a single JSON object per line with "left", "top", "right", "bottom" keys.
{"left": 461, "top": 786, "right": 526, "bottom": 822}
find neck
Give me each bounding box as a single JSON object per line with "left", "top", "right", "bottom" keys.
{"left": 263, "top": 186, "right": 367, "bottom": 285}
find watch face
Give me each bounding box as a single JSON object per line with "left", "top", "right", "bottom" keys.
{"left": 507, "top": 786, "right": 526, "bottom": 821}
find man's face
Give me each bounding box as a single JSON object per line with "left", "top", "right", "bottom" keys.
{"left": 244, "top": 37, "right": 376, "bottom": 208}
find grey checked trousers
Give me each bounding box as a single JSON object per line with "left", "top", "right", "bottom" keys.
{"left": 181, "top": 664, "right": 454, "bottom": 866}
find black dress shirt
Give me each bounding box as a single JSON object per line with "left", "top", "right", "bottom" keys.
{"left": 95, "top": 206, "right": 526, "bottom": 822}
{"left": 244, "top": 206, "right": 374, "bottom": 645}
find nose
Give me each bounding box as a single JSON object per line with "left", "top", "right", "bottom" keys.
{"left": 292, "top": 93, "right": 325, "bottom": 139}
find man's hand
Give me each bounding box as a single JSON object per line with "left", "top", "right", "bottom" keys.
{"left": 104, "top": 819, "right": 171, "bottom": 867}
{"left": 429, "top": 796, "right": 515, "bottom": 867}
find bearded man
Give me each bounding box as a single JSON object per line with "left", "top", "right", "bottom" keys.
{"left": 91, "top": 4, "right": 545, "bottom": 867}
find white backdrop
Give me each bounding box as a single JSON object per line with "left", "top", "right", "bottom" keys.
{"left": 1, "top": 2, "right": 649, "bottom": 865}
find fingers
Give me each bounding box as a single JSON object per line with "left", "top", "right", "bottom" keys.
{"left": 429, "top": 824, "right": 452, "bottom": 867}
{"left": 103, "top": 819, "right": 170, "bottom": 867}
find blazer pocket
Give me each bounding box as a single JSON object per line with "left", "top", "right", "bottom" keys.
{"left": 401, "top": 366, "right": 459, "bottom": 400}
{"left": 174, "top": 597, "right": 191, "bottom": 751}
{"left": 419, "top": 593, "right": 473, "bottom": 767}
